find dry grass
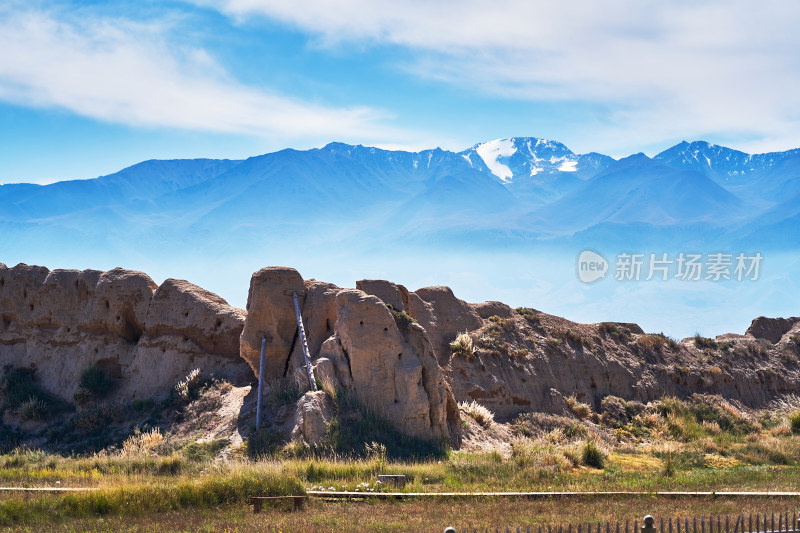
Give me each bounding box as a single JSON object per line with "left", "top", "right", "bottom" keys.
{"left": 449, "top": 332, "right": 475, "bottom": 358}
{"left": 8, "top": 496, "right": 800, "bottom": 532}
{"left": 459, "top": 400, "right": 495, "bottom": 428}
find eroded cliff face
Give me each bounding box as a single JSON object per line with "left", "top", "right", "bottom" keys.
{"left": 2, "top": 261, "right": 798, "bottom": 451}
{"left": 0, "top": 263, "right": 250, "bottom": 404}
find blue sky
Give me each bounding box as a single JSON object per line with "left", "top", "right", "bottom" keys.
{"left": 2, "top": 0, "right": 800, "bottom": 184}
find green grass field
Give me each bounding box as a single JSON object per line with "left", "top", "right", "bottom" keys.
{"left": 2, "top": 394, "right": 800, "bottom": 531}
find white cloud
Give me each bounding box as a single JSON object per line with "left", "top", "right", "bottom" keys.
{"left": 0, "top": 6, "right": 400, "bottom": 142}
{"left": 197, "top": 0, "right": 800, "bottom": 153}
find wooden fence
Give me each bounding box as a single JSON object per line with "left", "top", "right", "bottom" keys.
{"left": 445, "top": 511, "right": 800, "bottom": 533}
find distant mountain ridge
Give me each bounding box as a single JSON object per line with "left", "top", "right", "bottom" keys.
{"left": 1, "top": 137, "right": 798, "bottom": 263}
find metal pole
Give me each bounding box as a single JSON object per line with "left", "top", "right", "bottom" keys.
{"left": 256, "top": 335, "right": 266, "bottom": 430}
{"left": 293, "top": 291, "right": 317, "bottom": 391}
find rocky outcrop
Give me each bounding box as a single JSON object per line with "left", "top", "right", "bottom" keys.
{"left": 446, "top": 308, "right": 800, "bottom": 420}
{"left": 240, "top": 269, "right": 460, "bottom": 443}
{"left": 292, "top": 390, "right": 333, "bottom": 446}
{"left": 356, "top": 279, "right": 409, "bottom": 312}
{"left": 746, "top": 316, "right": 800, "bottom": 344}
{"left": 3, "top": 261, "right": 798, "bottom": 450}
{"left": 0, "top": 263, "right": 250, "bottom": 404}
{"left": 239, "top": 267, "right": 306, "bottom": 379}
{"left": 324, "top": 289, "right": 454, "bottom": 440}
{"left": 407, "top": 286, "right": 483, "bottom": 365}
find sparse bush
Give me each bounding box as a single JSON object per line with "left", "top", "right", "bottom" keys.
{"left": 662, "top": 451, "right": 677, "bottom": 477}
{"left": 175, "top": 369, "right": 201, "bottom": 401}
{"left": 72, "top": 387, "right": 93, "bottom": 406}
{"left": 488, "top": 315, "right": 515, "bottom": 332}
{"left": 323, "top": 388, "right": 448, "bottom": 460}
{"left": 459, "top": 400, "right": 494, "bottom": 428}
{"left": 269, "top": 378, "right": 301, "bottom": 405}
{"left": 449, "top": 332, "right": 475, "bottom": 358}
{"left": 566, "top": 395, "right": 591, "bottom": 419}
{"left": 564, "top": 421, "right": 588, "bottom": 439}
{"left": 718, "top": 340, "right": 735, "bottom": 353}
{"left": 121, "top": 427, "right": 164, "bottom": 457}
{"left": 15, "top": 396, "right": 47, "bottom": 420}
{"left": 599, "top": 395, "right": 642, "bottom": 428}
{"left": 554, "top": 327, "right": 592, "bottom": 348}
{"left": 182, "top": 439, "right": 227, "bottom": 462}
{"left": 80, "top": 365, "right": 114, "bottom": 396}
{"left": 580, "top": 439, "right": 605, "bottom": 468}
{"left": 790, "top": 411, "right": 800, "bottom": 434}
{"left": 1, "top": 365, "right": 71, "bottom": 418}
{"left": 72, "top": 402, "right": 125, "bottom": 434}
{"left": 635, "top": 333, "right": 677, "bottom": 353}
{"left": 597, "top": 323, "right": 632, "bottom": 343}
{"left": 693, "top": 335, "right": 718, "bottom": 350}
{"left": 511, "top": 441, "right": 572, "bottom": 472}
{"left": 387, "top": 305, "right": 415, "bottom": 327}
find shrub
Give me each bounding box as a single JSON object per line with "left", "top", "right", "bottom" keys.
{"left": 1, "top": 366, "right": 71, "bottom": 418}
{"left": 600, "top": 395, "right": 635, "bottom": 428}
{"left": 635, "top": 333, "right": 677, "bottom": 353}
{"left": 323, "top": 389, "right": 448, "bottom": 460}
{"left": 387, "top": 305, "right": 415, "bottom": 327}
{"left": 15, "top": 396, "right": 47, "bottom": 420}
{"left": 662, "top": 452, "right": 677, "bottom": 477}
{"left": 121, "top": 427, "right": 164, "bottom": 457}
{"left": 182, "top": 439, "right": 227, "bottom": 462}
{"left": 449, "top": 332, "right": 475, "bottom": 358}
{"left": 175, "top": 369, "right": 201, "bottom": 401}
{"left": 459, "top": 400, "right": 494, "bottom": 428}
{"left": 790, "top": 411, "right": 800, "bottom": 434}
{"left": 72, "top": 387, "right": 93, "bottom": 406}
{"left": 488, "top": 315, "right": 515, "bottom": 332}
{"left": 566, "top": 396, "right": 591, "bottom": 419}
{"left": 246, "top": 427, "right": 283, "bottom": 459}
{"left": 580, "top": 440, "right": 605, "bottom": 468}
{"left": 554, "top": 327, "right": 592, "bottom": 348}
{"left": 597, "top": 323, "right": 632, "bottom": 343}
{"left": 80, "top": 365, "right": 114, "bottom": 396}
{"left": 269, "top": 378, "right": 301, "bottom": 406}
{"left": 693, "top": 335, "right": 718, "bottom": 350}
{"left": 72, "top": 402, "right": 125, "bottom": 434}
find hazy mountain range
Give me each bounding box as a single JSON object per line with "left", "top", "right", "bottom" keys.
{"left": 1, "top": 137, "right": 797, "bottom": 259}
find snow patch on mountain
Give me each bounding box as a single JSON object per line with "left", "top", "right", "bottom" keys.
{"left": 558, "top": 160, "right": 578, "bottom": 172}
{"left": 475, "top": 138, "right": 516, "bottom": 182}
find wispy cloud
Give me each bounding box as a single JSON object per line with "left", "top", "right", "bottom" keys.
{"left": 0, "top": 5, "right": 400, "bottom": 142}
{"left": 197, "top": 0, "right": 800, "bottom": 153}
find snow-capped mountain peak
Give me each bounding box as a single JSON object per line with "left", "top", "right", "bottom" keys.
{"left": 474, "top": 138, "right": 517, "bottom": 182}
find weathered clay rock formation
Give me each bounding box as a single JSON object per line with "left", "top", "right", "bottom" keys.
{"left": 0, "top": 263, "right": 250, "bottom": 403}
{"left": 746, "top": 316, "right": 800, "bottom": 344}
{"left": 239, "top": 269, "right": 459, "bottom": 442}
{"left": 2, "top": 261, "right": 798, "bottom": 451}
